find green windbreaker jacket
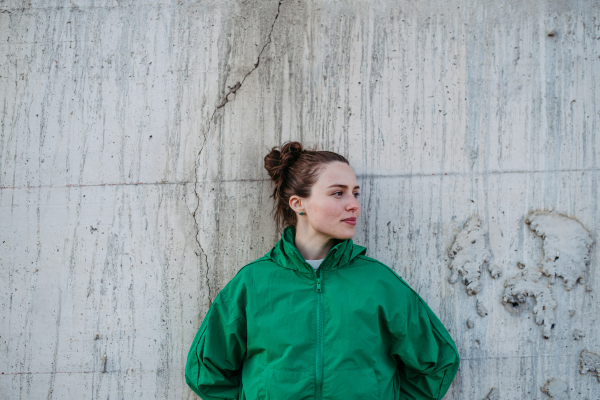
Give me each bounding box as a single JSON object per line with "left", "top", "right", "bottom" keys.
{"left": 185, "top": 226, "right": 460, "bottom": 400}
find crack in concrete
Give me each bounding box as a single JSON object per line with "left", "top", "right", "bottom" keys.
{"left": 191, "top": 1, "right": 283, "bottom": 307}
{"left": 216, "top": 1, "right": 283, "bottom": 110}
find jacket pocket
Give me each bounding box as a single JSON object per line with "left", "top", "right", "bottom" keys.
{"left": 322, "top": 367, "right": 379, "bottom": 400}
{"left": 260, "top": 367, "right": 314, "bottom": 400}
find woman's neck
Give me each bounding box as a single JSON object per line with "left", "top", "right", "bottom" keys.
{"left": 293, "top": 225, "right": 339, "bottom": 260}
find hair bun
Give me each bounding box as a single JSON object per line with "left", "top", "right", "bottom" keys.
{"left": 264, "top": 142, "right": 304, "bottom": 184}
{"left": 280, "top": 142, "right": 304, "bottom": 170}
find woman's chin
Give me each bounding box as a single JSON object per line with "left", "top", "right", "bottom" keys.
{"left": 337, "top": 224, "right": 356, "bottom": 238}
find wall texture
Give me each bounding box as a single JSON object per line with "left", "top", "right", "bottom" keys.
{"left": 1, "top": 0, "right": 599, "bottom": 399}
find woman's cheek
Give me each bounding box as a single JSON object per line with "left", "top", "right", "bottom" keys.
{"left": 327, "top": 202, "right": 343, "bottom": 219}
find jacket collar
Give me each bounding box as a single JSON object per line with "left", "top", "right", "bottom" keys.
{"left": 267, "top": 225, "right": 367, "bottom": 274}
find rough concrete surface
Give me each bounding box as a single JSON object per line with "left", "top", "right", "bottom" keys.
{"left": 541, "top": 378, "right": 568, "bottom": 400}
{"left": 526, "top": 211, "right": 594, "bottom": 289}
{"left": 448, "top": 216, "right": 494, "bottom": 295}
{"left": 476, "top": 298, "right": 488, "bottom": 318}
{"left": 580, "top": 350, "right": 600, "bottom": 383}
{"left": 1, "top": 0, "right": 599, "bottom": 399}
{"left": 502, "top": 267, "right": 558, "bottom": 338}
{"left": 483, "top": 387, "right": 500, "bottom": 400}
{"left": 573, "top": 329, "right": 585, "bottom": 341}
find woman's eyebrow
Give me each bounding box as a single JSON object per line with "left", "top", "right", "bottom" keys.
{"left": 327, "top": 184, "right": 360, "bottom": 190}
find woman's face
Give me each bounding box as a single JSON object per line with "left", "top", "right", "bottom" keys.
{"left": 292, "top": 161, "right": 361, "bottom": 240}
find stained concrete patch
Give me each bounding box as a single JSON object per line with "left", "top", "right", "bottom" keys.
{"left": 448, "top": 217, "right": 495, "bottom": 296}
{"left": 580, "top": 349, "right": 600, "bottom": 382}
{"left": 540, "top": 378, "right": 568, "bottom": 400}
{"left": 526, "top": 211, "right": 594, "bottom": 290}
{"left": 502, "top": 269, "right": 557, "bottom": 338}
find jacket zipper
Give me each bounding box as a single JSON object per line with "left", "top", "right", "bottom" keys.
{"left": 315, "top": 269, "right": 323, "bottom": 400}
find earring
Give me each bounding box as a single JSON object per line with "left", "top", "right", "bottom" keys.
{"left": 299, "top": 212, "right": 305, "bottom": 215}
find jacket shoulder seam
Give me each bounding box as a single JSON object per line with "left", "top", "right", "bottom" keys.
{"left": 234, "top": 255, "right": 273, "bottom": 276}
{"left": 215, "top": 258, "right": 270, "bottom": 328}
{"left": 356, "top": 254, "right": 428, "bottom": 301}
{"left": 224, "top": 256, "right": 275, "bottom": 329}
{"left": 355, "top": 255, "right": 405, "bottom": 278}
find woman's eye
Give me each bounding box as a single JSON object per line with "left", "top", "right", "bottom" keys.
{"left": 354, "top": 192, "right": 360, "bottom": 198}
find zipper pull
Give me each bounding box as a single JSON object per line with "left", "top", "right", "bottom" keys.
{"left": 316, "top": 277, "right": 321, "bottom": 292}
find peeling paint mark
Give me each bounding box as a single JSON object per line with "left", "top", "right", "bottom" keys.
{"left": 526, "top": 211, "right": 594, "bottom": 290}
{"left": 540, "top": 378, "right": 568, "bottom": 399}
{"left": 485, "top": 388, "right": 499, "bottom": 400}
{"left": 466, "top": 319, "right": 474, "bottom": 329}
{"left": 502, "top": 211, "right": 594, "bottom": 338}
{"left": 482, "top": 387, "right": 499, "bottom": 400}
{"left": 573, "top": 329, "right": 585, "bottom": 340}
{"left": 580, "top": 349, "right": 600, "bottom": 382}
{"left": 487, "top": 263, "right": 502, "bottom": 279}
{"left": 448, "top": 217, "right": 494, "bottom": 296}
{"left": 476, "top": 299, "right": 488, "bottom": 317}
{"left": 502, "top": 268, "right": 557, "bottom": 338}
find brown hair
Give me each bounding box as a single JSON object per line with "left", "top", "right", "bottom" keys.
{"left": 264, "top": 141, "right": 349, "bottom": 230}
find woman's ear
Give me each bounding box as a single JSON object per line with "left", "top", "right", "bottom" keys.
{"left": 289, "top": 195, "right": 304, "bottom": 214}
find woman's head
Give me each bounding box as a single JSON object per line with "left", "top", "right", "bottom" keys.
{"left": 264, "top": 141, "right": 360, "bottom": 239}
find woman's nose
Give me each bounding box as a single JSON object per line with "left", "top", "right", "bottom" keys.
{"left": 347, "top": 197, "right": 360, "bottom": 210}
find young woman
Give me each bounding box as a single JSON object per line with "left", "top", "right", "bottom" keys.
{"left": 185, "top": 142, "right": 460, "bottom": 400}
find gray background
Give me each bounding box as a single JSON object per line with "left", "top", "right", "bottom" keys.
{"left": 1, "top": 0, "right": 599, "bottom": 399}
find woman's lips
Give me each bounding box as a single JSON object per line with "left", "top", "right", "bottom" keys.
{"left": 342, "top": 218, "right": 356, "bottom": 225}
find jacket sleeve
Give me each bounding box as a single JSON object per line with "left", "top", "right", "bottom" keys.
{"left": 389, "top": 277, "right": 460, "bottom": 400}
{"left": 185, "top": 289, "right": 247, "bottom": 400}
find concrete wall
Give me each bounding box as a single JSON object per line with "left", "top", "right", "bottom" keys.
{"left": 1, "top": 0, "right": 599, "bottom": 399}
